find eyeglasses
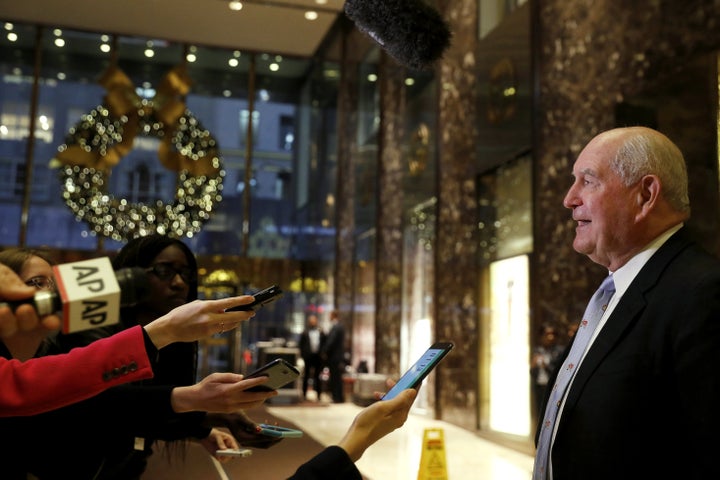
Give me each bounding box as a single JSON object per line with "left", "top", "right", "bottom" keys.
{"left": 145, "top": 263, "right": 194, "bottom": 284}
{"left": 25, "top": 276, "right": 56, "bottom": 291}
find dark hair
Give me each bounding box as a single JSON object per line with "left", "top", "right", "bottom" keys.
{"left": 113, "top": 234, "right": 199, "bottom": 302}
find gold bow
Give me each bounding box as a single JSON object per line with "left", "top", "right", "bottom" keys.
{"left": 54, "top": 65, "right": 221, "bottom": 177}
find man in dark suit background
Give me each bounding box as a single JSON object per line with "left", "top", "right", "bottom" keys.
{"left": 533, "top": 126, "right": 720, "bottom": 480}
{"left": 299, "top": 313, "right": 325, "bottom": 401}
{"left": 322, "top": 310, "right": 346, "bottom": 403}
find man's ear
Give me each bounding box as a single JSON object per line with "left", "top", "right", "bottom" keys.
{"left": 636, "top": 174, "right": 660, "bottom": 219}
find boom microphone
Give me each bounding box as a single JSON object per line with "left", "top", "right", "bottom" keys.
{"left": 0, "top": 257, "right": 149, "bottom": 334}
{"left": 344, "top": 0, "right": 452, "bottom": 70}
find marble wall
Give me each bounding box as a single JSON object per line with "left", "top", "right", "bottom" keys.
{"left": 433, "top": 0, "right": 481, "bottom": 430}
{"left": 534, "top": 0, "right": 720, "bottom": 333}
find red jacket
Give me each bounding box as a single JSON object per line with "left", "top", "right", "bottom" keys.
{"left": 0, "top": 325, "right": 154, "bottom": 416}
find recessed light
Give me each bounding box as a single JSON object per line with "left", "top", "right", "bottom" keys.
{"left": 305, "top": 11, "right": 318, "bottom": 21}
{"left": 229, "top": 1, "right": 243, "bottom": 11}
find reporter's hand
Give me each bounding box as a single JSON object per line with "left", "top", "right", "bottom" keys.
{"left": 170, "top": 372, "right": 278, "bottom": 414}
{"left": 338, "top": 388, "right": 417, "bottom": 462}
{"left": 0, "top": 263, "right": 60, "bottom": 337}
{"left": 144, "top": 296, "right": 256, "bottom": 348}
{"left": 200, "top": 428, "right": 239, "bottom": 463}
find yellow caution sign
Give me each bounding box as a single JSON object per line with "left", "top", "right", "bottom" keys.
{"left": 417, "top": 428, "right": 448, "bottom": 480}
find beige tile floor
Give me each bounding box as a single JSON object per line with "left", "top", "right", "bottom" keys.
{"left": 267, "top": 394, "right": 534, "bottom": 480}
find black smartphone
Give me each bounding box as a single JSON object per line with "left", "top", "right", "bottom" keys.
{"left": 226, "top": 285, "right": 284, "bottom": 312}
{"left": 381, "top": 341, "right": 454, "bottom": 401}
{"left": 244, "top": 358, "right": 300, "bottom": 392}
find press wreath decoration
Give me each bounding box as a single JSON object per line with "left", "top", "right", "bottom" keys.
{"left": 52, "top": 64, "right": 224, "bottom": 242}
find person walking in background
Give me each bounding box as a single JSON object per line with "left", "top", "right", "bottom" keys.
{"left": 530, "top": 324, "right": 563, "bottom": 419}
{"left": 321, "top": 310, "right": 346, "bottom": 403}
{"left": 533, "top": 126, "right": 720, "bottom": 480}
{"left": 299, "top": 313, "right": 325, "bottom": 401}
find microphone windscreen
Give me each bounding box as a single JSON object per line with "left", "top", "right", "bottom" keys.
{"left": 344, "top": 0, "right": 452, "bottom": 70}
{"left": 115, "top": 267, "right": 151, "bottom": 307}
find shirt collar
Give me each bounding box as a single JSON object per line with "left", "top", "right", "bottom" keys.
{"left": 610, "top": 223, "right": 683, "bottom": 296}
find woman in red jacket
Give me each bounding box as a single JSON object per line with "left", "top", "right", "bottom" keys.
{"left": 0, "top": 260, "right": 260, "bottom": 417}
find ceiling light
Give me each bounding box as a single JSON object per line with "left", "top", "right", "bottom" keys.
{"left": 228, "top": 58, "right": 239, "bottom": 67}
{"left": 229, "top": 1, "right": 243, "bottom": 11}
{"left": 100, "top": 43, "right": 111, "bottom": 53}
{"left": 269, "top": 62, "right": 279, "bottom": 72}
{"left": 186, "top": 53, "right": 197, "bottom": 62}
{"left": 367, "top": 73, "right": 377, "bottom": 82}
{"left": 7, "top": 32, "right": 17, "bottom": 42}
{"left": 305, "top": 11, "right": 318, "bottom": 20}
{"left": 54, "top": 38, "right": 65, "bottom": 48}
{"left": 144, "top": 48, "right": 154, "bottom": 58}
{"left": 315, "top": 0, "right": 328, "bottom": 4}
{"left": 4, "top": 23, "right": 13, "bottom": 31}
{"left": 53, "top": 29, "right": 62, "bottom": 37}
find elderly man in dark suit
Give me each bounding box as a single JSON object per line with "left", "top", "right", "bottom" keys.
{"left": 533, "top": 126, "right": 720, "bottom": 480}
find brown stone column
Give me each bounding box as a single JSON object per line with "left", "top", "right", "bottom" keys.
{"left": 374, "top": 53, "right": 406, "bottom": 375}
{"left": 434, "top": 0, "right": 480, "bottom": 429}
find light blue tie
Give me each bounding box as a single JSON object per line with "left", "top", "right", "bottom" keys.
{"left": 532, "top": 275, "right": 615, "bottom": 480}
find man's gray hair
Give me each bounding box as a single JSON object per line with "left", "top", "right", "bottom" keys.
{"left": 611, "top": 129, "right": 691, "bottom": 215}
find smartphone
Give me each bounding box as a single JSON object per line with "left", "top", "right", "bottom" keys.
{"left": 226, "top": 285, "right": 284, "bottom": 312}
{"left": 216, "top": 448, "right": 253, "bottom": 458}
{"left": 257, "top": 423, "right": 303, "bottom": 438}
{"left": 381, "top": 342, "right": 454, "bottom": 401}
{"left": 244, "top": 358, "right": 300, "bottom": 392}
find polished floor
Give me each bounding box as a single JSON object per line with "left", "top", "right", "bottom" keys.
{"left": 266, "top": 392, "right": 535, "bottom": 480}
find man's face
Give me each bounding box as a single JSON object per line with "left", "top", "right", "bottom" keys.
{"left": 562, "top": 133, "right": 640, "bottom": 269}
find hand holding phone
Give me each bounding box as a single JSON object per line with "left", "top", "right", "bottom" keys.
{"left": 382, "top": 342, "right": 454, "bottom": 401}
{"left": 244, "top": 358, "right": 300, "bottom": 392}
{"left": 226, "top": 285, "right": 284, "bottom": 312}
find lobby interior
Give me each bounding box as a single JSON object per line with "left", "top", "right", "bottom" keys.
{"left": 1, "top": 1, "right": 719, "bottom": 478}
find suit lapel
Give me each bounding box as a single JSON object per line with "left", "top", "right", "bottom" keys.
{"left": 559, "top": 229, "right": 692, "bottom": 417}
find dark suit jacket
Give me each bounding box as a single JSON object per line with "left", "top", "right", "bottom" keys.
{"left": 299, "top": 328, "right": 326, "bottom": 360}
{"left": 322, "top": 322, "right": 345, "bottom": 364}
{"left": 541, "top": 229, "right": 720, "bottom": 479}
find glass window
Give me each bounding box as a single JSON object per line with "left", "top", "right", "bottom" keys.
{"left": 0, "top": 23, "right": 36, "bottom": 245}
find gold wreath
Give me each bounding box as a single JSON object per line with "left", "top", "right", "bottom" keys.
{"left": 52, "top": 64, "right": 224, "bottom": 242}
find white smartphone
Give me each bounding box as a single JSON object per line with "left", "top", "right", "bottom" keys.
{"left": 216, "top": 448, "right": 253, "bottom": 458}
{"left": 381, "top": 342, "right": 454, "bottom": 401}
{"left": 244, "top": 358, "right": 300, "bottom": 392}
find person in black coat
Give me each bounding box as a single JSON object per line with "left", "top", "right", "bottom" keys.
{"left": 321, "top": 310, "right": 346, "bottom": 403}
{"left": 299, "top": 313, "right": 326, "bottom": 400}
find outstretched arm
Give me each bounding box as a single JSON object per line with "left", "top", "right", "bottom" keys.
{"left": 289, "top": 389, "right": 417, "bottom": 480}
